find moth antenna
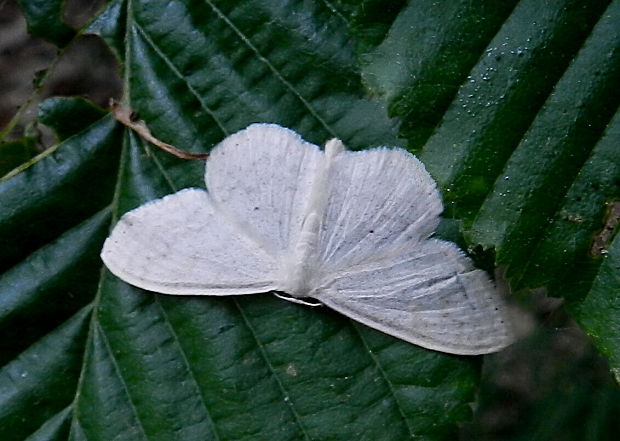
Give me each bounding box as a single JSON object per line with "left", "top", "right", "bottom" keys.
{"left": 274, "top": 292, "right": 322, "bottom": 307}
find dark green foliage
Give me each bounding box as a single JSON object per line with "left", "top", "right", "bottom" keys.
{"left": 1, "top": 0, "right": 618, "bottom": 440}
{"left": 15, "top": 0, "right": 75, "bottom": 47}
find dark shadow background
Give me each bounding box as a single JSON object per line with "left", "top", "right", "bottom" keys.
{"left": 0, "top": 0, "right": 121, "bottom": 143}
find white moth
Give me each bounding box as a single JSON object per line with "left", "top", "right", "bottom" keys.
{"left": 101, "top": 124, "right": 515, "bottom": 355}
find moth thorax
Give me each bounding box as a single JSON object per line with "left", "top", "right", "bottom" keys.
{"left": 279, "top": 212, "right": 321, "bottom": 297}
{"left": 325, "top": 138, "right": 345, "bottom": 160}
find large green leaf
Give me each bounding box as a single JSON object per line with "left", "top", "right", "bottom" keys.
{"left": 15, "top": 0, "right": 76, "bottom": 47}
{"left": 2, "top": 1, "right": 476, "bottom": 440}
{"left": 575, "top": 229, "right": 620, "bottom": 382}
{"left": 0, "top": 137, "right": 39, "bottom": 177}
{"left": 2, "top": 0, "right": 619, "bottom": 440}
{"left": 360, "top": 0, "right": 620, "bottom": 366}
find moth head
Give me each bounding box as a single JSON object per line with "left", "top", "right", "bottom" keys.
{"left": 325, "top": 138, "right": 345, "bottom": 159}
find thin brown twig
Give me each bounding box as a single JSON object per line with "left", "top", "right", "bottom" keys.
{"left": 110, "top": 99, "right": 209, "bottom": 160}
{"left": 591, "top": 200, "right": 620, "bottom": 257}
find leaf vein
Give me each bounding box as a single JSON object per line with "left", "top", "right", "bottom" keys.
{"left": 201, "top": 0, "right": 338, "bottom": 138}
{"left": 319, "top": 0, "right": 349, "bottom": 25}
{"left": 96, "top": 321, "right": 150, "bottom": 441}
{"left": 233, "top": 299, "right": 313, "bottom": 441}
{"left": 132, "top": 21, "right": 229, "bottom": 137}
{"left": 350, "top": 322, "right": 415, "bottom": 438}
{"left": 154, "top": 297, "right": 224, "bottom": 441}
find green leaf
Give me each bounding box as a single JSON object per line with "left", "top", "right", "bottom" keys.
{"left": 0, "top": 137, "right": 39, "bottom": 178}
{"left": 38, "top": 98, "right": 107, "bottom": 142}
{"left": 3, "top": 0, "right": 619, "bottom": 439}
{"left": 0, "top": 117, "right": 122, "bottom": 271}
{"left": 2, "top": 1, "right": 481, "bottom": 440}
{"left": 15, "top": 0, "right": 76, "bottom": 47}
{"left": 25, "top": 406, "right": 72, "bottom": 441}
{"left": 0, "top": 307, "right": 90, "bottom": 441}
{"left": 575, "top": 231, "right": 620, "bottom": 383}
{"left": 361, "top": 0, "right": 520, "bottom": 148}
{"left": 85, "top": 0, "right": 127, "bottom": 60}
{"left": 0, "top": 207, "right": 110, "bottom": 366}
{"left": 467, "top": 0, "right": 620, "bottom": 277}
{"left": 362, "top": 0, "right": 620, "bottom": 371}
